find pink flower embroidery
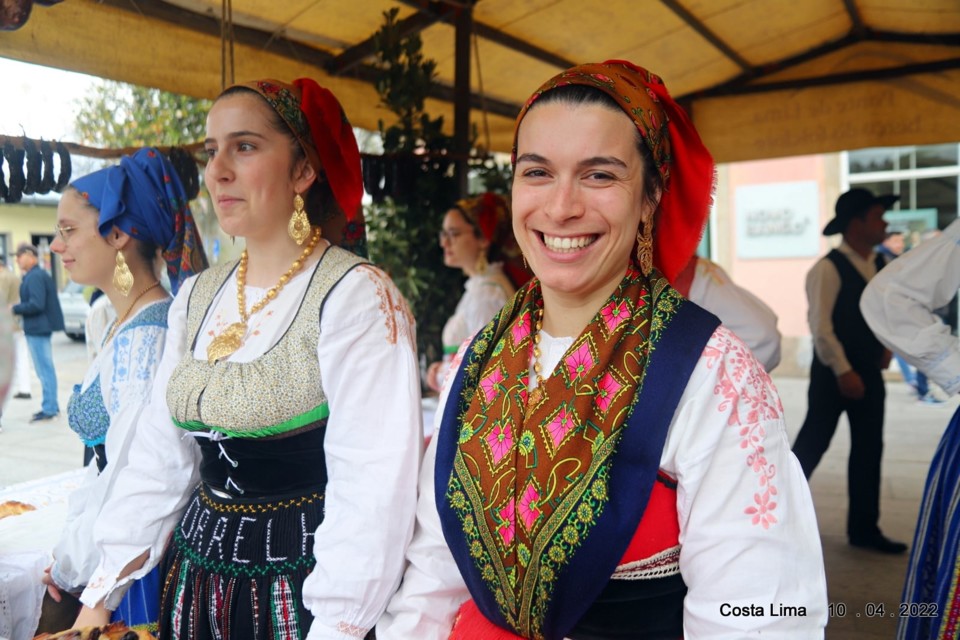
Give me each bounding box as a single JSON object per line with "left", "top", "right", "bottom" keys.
{"left": 595, "top": 372, "right": 622, "bottom": 413}
{"left": 744, "top": 490, "right": 778, "bottom": 529}
{"left": 486, "top": 421, "right": 513, "bottom": 465}
{"left": 600, "top": 300, "right": 630, "bottom": 332}
{"left": 480, "top": 368, "right": 506, "bottom": 404}
{"left": 704, "top": 327, "right": 784, "bottom": 529}
{"left": 512, "top": 310, "right": 532, "bottom": 345}
{"left": 497, "top": 499, "right": 516, "bottom": 546}
{"left": 565, "top": 342, "right": 595, "bottom": 382}
{"left": 519, "top": 482, "right": 542, "bottom": 531}
{"left": 547, "top": 406, "right": 576, "bottom": 448}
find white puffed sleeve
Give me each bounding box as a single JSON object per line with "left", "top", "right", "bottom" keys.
{"left": 861, "top": 218, "right": 960, "bottom": 395}
{"left": 80, "top": 283, "right": 201, "bottom": 610}
{"left": 376, "top": 342, "right": 470, "bottom": 640}
{"left": 51, "top": 305, "right": 167, "bottom": 593}
{"left": 665, "top": 326, "right": 827, "bottom": 638}
{"left": 688, "top": 258, "right": 782, "bottom": 372}
{"left": 302, "top": 266, "right": 423, "bottom": 639}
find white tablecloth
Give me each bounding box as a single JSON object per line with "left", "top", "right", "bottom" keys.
{"left": 0, "top": 469, "right": 85, "bottom": 640}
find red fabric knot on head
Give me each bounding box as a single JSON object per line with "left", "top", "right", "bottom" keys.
{"left": 511, "top": 59, "right": 715, "bottom": 282}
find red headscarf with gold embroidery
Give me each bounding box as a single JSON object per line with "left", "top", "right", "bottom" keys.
{"left": 511, "top": 60, "right": 715, "bottom": 282}
{"left": 230, "top": 78, "right": 367, "bottom": 253}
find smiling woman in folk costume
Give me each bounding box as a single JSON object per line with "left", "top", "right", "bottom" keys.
{"left": 34, "top": 148, "right": 205, "bottom": 634}
{"left": 378, "top": 60, "right": 827, "bottom": 639}
{"left": 72, "top": 79, "right": 422, "bottom": 639}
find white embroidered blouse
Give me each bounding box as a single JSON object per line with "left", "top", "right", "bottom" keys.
{"left": 441, "top": 264, "right": 514, "bottom": 353}
{"left": 378, "top": 325, "right": 828, "bottom": 639}
{"left": 51, "top": 300, "right": 169, "bottom": 594}
{"left": 80, "top": 257, "right": 423, "bottom": 640}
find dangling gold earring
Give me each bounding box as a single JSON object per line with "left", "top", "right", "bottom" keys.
{"left": 475, "top": 252, "right": 489, "bottom": 275}
{"left": 113, "top": 251, "right": 134, "bottom": 297}
{"left": 636, "top": 217, "right": 654, "bottom": 276}
{"left": 522, "top": 252, "right": 528, "bottom": 270}
{"left": 288, "top": 193, "right": 310, "bottom": 245}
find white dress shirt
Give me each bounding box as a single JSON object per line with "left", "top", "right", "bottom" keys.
{"left": 806, "top": 241, "right": 885, "bottom": 376}
{"left": 861, "top": 218, "right": 960, "bottom": 395}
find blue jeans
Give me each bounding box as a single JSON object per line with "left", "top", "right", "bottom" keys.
{"left": 25, "top": 334, "right": 58, "bottom": 415}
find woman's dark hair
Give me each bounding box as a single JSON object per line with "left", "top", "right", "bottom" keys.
{"left": 133, "top": 238, "right": 161, "bottom": 268}
{"left": 523, "top": 84, "right": 663, "bottom": 214}
{"left": 217, "top": 86, "right": 342, "bottom": 227}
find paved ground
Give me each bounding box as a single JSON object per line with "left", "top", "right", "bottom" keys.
{"left": 1, "top": 334, "right": 956, "bottom": 638}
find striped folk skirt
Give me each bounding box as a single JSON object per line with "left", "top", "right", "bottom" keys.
{"left": 158, "top": 483, "right": 324, "bottom": 640}
{"left": 899, "top": 405, "right": 960, "bottom": 639}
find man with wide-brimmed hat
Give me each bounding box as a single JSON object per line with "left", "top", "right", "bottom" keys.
{"left": 793, "top": 187, "right": 906, "bottom": 554}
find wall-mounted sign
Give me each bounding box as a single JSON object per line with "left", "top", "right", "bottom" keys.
{"left": 736, "top": 181, "right": 821, "bottom": 259}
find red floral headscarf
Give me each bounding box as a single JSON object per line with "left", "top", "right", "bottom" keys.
{"left": 511, "top": 60, "right": 715, "bottom": 282}
{"left": 453, "top": 192, "right": 510, "bottom": 246}
{"left": 233, "top": 78, "right": 363, "bottom": 222}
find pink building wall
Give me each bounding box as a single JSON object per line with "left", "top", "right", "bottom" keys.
{"left": 721, "top": 154, "right": 841, "bottom": 355}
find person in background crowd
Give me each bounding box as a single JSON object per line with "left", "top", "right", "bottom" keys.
{"left": 861, "top": 216, "right": 960, "bottom": 639}
{"left": 73, "top": 78, "right": 422, "bottom": 640}
{"left": 0, "top": 291, "right": 14, "bottom": 433}
{"left": 12, "top": 243, "right": 64, "bottom": 422}
{"left": 672, "top": 255, "right": 782, "bottom": 372}
{"left": 792, "top": 187, "right": 906, "bottom": 554}
{"left": 426, "top": 192, "right": 523, "bottom": 394}
{"left": 378, "top": 59, "right": 826, "bottom": 640}
{"left": 0, "top": 255, "right": 31, "bottom": 403}
{"left": 0, "top": 255, "right": 29, "bottom": 432}
{"left": 35, "top": 147, "right": 207, "bottom": 633}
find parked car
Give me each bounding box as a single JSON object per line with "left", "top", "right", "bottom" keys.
{"left": 59, "top": 280, "right": 89, "bottom": 342}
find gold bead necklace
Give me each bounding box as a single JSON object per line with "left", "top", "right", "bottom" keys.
{"left": 526, "top": 305, "right": 545, "bottom": 412}
{"left": 206, "top": 226, "right": 323, "bottom": 363}
{"left": 105, "top": 281, "right": 162, "bottom": 344}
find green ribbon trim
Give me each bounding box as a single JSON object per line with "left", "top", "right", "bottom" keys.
{"left": 174, "top": 403, "right": 329, "bottom": 439}
{"left": 443, "top": 344, "right": 460, "bottom": 355}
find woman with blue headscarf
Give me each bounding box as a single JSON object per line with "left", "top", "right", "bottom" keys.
{"left": 36, "top": 147, "right": 206, "bottom": 633}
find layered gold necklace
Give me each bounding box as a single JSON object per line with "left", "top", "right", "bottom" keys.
{"left": 206, "top": 227, "right": 322, "bottom": 363}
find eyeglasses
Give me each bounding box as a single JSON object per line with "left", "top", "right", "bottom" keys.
{"left": 55, "top": 224, "right": 77, "bottom": 242}
{"left": 438, "top": 229, "right": 466, "bottom": 243}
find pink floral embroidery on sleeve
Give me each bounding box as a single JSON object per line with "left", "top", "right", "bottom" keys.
{"left": 358, "top": 265, "right": 416, "bottom": 350}
{"left": 702, "top": 326, "right": 783, "bottom": 529}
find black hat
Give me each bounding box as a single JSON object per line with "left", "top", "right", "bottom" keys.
{"left": 823, "top": 188, "right": 899, "bottom": 236}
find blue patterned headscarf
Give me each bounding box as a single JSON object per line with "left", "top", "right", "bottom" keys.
{"left": 71, "top": 148, "right": 207, "bottom": 295}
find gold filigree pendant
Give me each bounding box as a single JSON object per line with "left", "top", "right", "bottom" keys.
{"left": 206, "top": 321, "right": 248, "bottom": 363}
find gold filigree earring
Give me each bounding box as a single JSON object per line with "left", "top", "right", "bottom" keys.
{"left": 113, "top": 251, "right": 134, "bottom": 296}
{"left": 475, "top": 252, "right": 489, "bottom": 275}
{"left": 636, "top": 217, "right": 654, "bottom": 276}
{"left": 288, "top": 193, "right": 310, "bottom": 245}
